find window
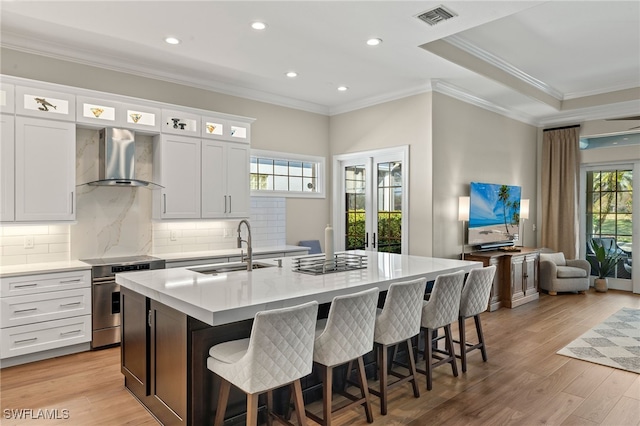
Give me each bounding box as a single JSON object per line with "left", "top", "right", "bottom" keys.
{"left": 250, "top": 149, "right": 325, "bottom": 198}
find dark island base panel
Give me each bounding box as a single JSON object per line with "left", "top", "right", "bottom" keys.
{"left": 121, "top": 287, "right": 425, "bottom": 426}
{"left": 189, "top": 294, "right": 420, "bottom": 426}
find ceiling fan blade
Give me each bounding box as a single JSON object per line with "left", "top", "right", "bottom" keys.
{"left": 606, "top": 115, "right": 640, "bottom": 121}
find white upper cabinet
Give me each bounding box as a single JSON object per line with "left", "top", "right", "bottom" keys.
{"left": 162, "top": 109, "right": 200, "bottom": 137}
{"left": 15, "top": 117, "right": 76, "bottom": 221}
{"left": 15, "top": 86, "right": 75, "bottom": 121}
{"left": 76, "top": 96, "right": 161, "bottom": 133}
{"left": 0, "top": 83, "right": 15, "bottom": 114}
{"left": 225, "top": 143, "right": 250, "bottom": 218}
{"left": 201, "top": 140, "right": 250, "bottom": 219}
{"left": 153, "top": 135, "right": 201, "bottom": 219}
{"left": 0, "top": 114, "right": 15, "bottom": 221}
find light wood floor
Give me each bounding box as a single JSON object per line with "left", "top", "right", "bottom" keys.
{"left": 1, "top": 289, "right": 639, "bottom": 425}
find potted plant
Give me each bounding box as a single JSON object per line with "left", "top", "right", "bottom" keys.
{"left": 591, "top": 239, "right": 624, "bottom": 292}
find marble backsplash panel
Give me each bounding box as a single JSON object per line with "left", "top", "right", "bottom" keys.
{"left": 70, "top": 128, "right": 153, "bottom": 260}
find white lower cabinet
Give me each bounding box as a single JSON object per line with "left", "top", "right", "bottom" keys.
{"left": 0, "top": 270, "right": 91, "bottom": 362}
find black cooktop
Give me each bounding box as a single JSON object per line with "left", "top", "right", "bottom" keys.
{"left": 80, "top": 255, "right": 163, "bottom": 266}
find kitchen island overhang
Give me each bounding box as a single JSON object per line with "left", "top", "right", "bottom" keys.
{"left": 116, "top": 251, "right": 483, "bottom": 327}
{"left": 116, "top": 252, "right": 483, "bottom": 425}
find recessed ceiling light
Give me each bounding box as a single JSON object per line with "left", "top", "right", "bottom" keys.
{"left": 286, "top": 71, "right": 298, "bottom": 78}
{"left": 337, "top": 86, "right": 349, "bottom": 92}
{"left": 366, "top": 38, "right": 382, "bottom": 46}
{"left": 251, "top": 22, "right": 267, "bottom": 30}
{"left": 164, "top": 37, "right": 181, "bottom": 45}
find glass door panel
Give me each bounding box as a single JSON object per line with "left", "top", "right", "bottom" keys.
{"left": 585, "top": 169, "right": 632, "bottom": 280}
{"left": 345, "top": 165, "right": 367, "bottom": 250}
{"left": 377, "top": 161, "right": 402, "bottom": 253}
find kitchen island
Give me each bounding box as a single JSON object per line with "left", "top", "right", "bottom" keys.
{"left": 116, "top": 251, "right": 481, "bottom": 425}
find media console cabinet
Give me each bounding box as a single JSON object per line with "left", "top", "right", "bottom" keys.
{"left": 463, "top": 247, "right": 540, "bottom": 311}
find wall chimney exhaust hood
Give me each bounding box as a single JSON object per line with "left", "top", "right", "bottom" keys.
{"left": 82, "top": 128, "right": 162, "bottom": 189}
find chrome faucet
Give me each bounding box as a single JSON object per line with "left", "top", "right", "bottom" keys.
{"left": 237, "top": 219, "right": 253, "bottom": 271}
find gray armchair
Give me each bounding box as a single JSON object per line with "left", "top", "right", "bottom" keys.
{"left": 539, "top": 252, "right": 590, "bottom": 295}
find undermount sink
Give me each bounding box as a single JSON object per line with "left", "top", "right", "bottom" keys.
{"left": 188, "top": 261, "right": 276, "bottom": 275}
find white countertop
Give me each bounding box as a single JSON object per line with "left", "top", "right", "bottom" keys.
{"left": 0, "top": 260, "right": 91, "bottom": 277}
{"left": 116, "top": 251, "right": 483, "bottom": 326}
{"left": 0, "top": 246, "right": 307, "bottom": 278}
{"left": 159, "top": 245, "right": 308, "bottom": 262}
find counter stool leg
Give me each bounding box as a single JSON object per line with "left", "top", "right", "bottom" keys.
{"left": 458, "top": 316, "right": 468, "bottom": 373}
{"left": 475, "top": 315, "right": 488, "bottom": 362}
{"left": 266, "top": 391, "right": 274, "bottom": 426}
{"left": 378, "top": 344, "right": 389, "bottom": 415}
{"left": 291, "top": 380, "right": 308, "bottom": 426}
{"left": 357, "top": 356, "right": 374, "bottom": 423}
{"left": 246, "top": 393, "right": 259, "bottom": 426}
{"left": 444, "top": 324, "right": 458, "bottom": 377}
{"left": 214, "top": 379, "right": 231, "bottom": 426}
{"left": 406, "top": 338, "right": 420, "bottom": 398}
{"left": 323, "top": 365, "right": 333, "bottom": 426}
{"left": 425, "top": 328, "right": 433, "bottom": 390}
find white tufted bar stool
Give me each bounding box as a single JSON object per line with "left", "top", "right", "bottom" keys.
{"left": 307, "top": 287, "right": 379, "bottom": 426}
{"left": 207, "top": 301, "right": 319, "bottom": 426}
{"left": 457, "top": 265, "right": 496, "bottom": 372}
{"left": 418, "top": 270, "right": 465, "bottom": 391}
{"left": 369, "top": 278, "right": 426, "bottom": 415}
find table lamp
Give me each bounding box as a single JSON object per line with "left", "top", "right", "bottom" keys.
{"left": 459, "top": 196, "right": 470, "bottom": 258}
{"left": 520, "top": 199, "right": 530, "bottom": 247}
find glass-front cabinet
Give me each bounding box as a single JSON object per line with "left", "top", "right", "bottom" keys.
{"left": 0, "top": 83, "right": 15, "bottom": 114}
{"left": 76, "top": 96, "right": 160, "bottom": 132}
{"left": 15, "top": 86, "right": 75, "bottom": 121}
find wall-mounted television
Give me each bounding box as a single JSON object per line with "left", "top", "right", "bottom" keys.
{"left": 468, "top": 181, "right": 522, "bottom": 250}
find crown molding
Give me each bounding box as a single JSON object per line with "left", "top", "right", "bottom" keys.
{"left": 537, "top": 99, "right": 640, "bottom": 127}
{"left": 1, "top": 33, "right": 331, "bottom": 116}
{"left": 328, "top": 84, "right": 433, "bottom": 116}
{"left": 431, "top": 79, "right": 539, "bottom": 126}
{"left": 445, "top": 35, "right": 565, "bottom": 101}
{"left": 563, "top": 82, "right": 640, "bottom": 100}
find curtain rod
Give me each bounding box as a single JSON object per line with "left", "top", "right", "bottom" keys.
{"left": 543, "top": 124, "right": 580, "bottom": 132}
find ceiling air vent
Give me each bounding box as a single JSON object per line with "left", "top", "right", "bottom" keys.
{"left": 416, "top": 6, "right": 457, "bottom": 26}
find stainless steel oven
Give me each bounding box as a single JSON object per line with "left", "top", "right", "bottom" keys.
{"left": 81, "top": 255, "right": 165, "bottom": 349}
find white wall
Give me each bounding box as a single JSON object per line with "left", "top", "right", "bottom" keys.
{"left": 329, "top": 93, "right": 433, "bottom": 256}
{"left": 432, "top": 92, "right": 538, "bottom": 258}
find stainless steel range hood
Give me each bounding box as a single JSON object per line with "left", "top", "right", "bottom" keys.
{"left": 83, "top": 128, "right": 162, "bottom": 189}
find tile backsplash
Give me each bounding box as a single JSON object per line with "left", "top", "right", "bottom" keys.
{"left": 0, "top": 225, "right": 71, "bottom": 266}
{"left": 151, "top": 198, "right": 286, "bottom": 254}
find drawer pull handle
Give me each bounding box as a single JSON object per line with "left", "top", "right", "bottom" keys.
{"left": 60, "top": 302, "right": 81, "bottom": 308}
{"left": 60, "top": 329, "right": 81, "bottom": 336}
{"left": 15, "top": 283, "right": 38, "bottom": 288}
{"left": 60, "top": 279, "right": 81, "bottom": 284}
{"left": 15, "top": 337, "right": 37, "bottom": 344}
{"left": 14, "top": 308, "right": 37, "bottom": 314}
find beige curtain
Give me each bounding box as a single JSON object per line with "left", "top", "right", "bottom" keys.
{"left": 541, "top": 126, "right": 580, "bottom": 258}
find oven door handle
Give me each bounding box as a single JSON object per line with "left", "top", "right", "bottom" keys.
{"left": 93, "top": 276, "right": 116, "bottom": 284}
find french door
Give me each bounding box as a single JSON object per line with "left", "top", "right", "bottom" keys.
{"left": 334, "top": 147, "right": 409, "bottom": 254}
{"left": 581, "top": 163, "right": 639, "bottom": 293}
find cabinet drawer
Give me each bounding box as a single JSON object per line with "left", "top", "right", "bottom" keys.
{"left": 0, "top": 270, "right": 90, "bottom": 297}
{"left": 1, "top": 288, "right": 91, "bottom": 328}
{"left": 0, "top": 315, "right": 91, "bottom": 358}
